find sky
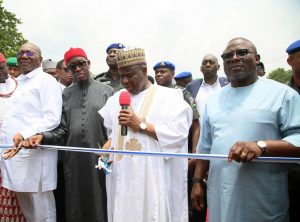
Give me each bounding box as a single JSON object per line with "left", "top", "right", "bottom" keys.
{"left": 3, "top": 0, "right": 300, "bottom": 78}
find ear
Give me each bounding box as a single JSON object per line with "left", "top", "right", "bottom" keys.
{"left": 217, "top": 64, "right": 220, "bottom": 71}
{"left": 39, "top": 56, "right": 43, "bottom": 63}
{"left": 255, "top": 54, "right": 260, "bottom": 63}
{"left": 142, "top": 66, "right": 147, "bottom": 75}
{"left": 287, "top": 56, "right": 293, "bottom": 66}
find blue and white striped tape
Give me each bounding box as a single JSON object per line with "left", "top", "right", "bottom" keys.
{"left": 1, "top": 144, "right": 300, "bottom": 163}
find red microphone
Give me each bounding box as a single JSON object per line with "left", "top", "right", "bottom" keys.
{"left": 119, "top": 91, "right": 131, "bottom": 136}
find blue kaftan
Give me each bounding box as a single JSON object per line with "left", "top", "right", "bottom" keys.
{"left": 199, "top": 77, "right": 300, "bottom": 222}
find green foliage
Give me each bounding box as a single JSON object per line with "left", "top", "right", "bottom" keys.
{"left": 267, "top": 68, "right": 292, "bottom": 83}
{"left": 0, "top": 0, "right": 27, "bottom": 58}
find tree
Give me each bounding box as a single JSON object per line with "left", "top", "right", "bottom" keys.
{"left": 267, "top": 68, "right": 292, "bottom": 84}
{"left": 0, "top": 0, "right": 27, "bottom": 58}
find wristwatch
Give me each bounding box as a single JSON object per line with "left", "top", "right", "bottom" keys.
{"left": 256, "top": 141, "right": 267, "bottom": 156}
{"left": 139, "top": 122, "right": 147, "bottom": 132}
{"left": 192, "top": 177, "right": 207, "bottom": 188}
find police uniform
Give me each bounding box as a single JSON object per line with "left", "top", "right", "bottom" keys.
{"left": 94, "top": 71, "right": 123, "bottom": 92}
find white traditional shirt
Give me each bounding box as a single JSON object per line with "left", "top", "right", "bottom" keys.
{"left": 195, "top": 78, "right": 221, "bottom": 117}
{"left": 99, "top": 85, "right": 193, "bottom": 222}
{"left": 1, "top": 67, "right": 62, "bottom": 192}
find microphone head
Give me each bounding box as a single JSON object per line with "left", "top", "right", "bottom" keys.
{"left": 119, "top": 91, "right": 131, "bottom": 106}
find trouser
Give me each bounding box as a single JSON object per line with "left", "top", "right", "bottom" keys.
{"left": 16, "top": 190, "right": 56, "bottom": 222}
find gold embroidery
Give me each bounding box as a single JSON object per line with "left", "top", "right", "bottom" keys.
{"left": 125, "top": 138, "right": 142, "bottom": 157}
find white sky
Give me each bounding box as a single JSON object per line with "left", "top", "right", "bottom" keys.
{"left": 3, "top": 0, "right": 300, "bottom": 78}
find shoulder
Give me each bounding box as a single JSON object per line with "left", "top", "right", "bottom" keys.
{"left": 218, "top": 76, "right": 229, "bottom": 86}
{"left": 94, "top": 71, "right": 108, "bottom": 80}
{"left": 187, "top": 79, "right": 203, "bottom": 88}
{"left": 259, "top": 77, "right": 297, "bottom": 94}
{"left": 91, "top": 79, "right": 114, "bottom": 94}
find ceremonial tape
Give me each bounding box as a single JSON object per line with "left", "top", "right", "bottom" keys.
{"left": 0, "top": 144, "right": 300, "bottom": 163}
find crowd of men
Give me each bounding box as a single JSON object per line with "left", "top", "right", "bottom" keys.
{"left": 0, "top": 38, "right": 300, "bottom": 222}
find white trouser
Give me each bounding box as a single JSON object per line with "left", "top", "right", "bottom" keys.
{"left": 16, "top": 190, "right": 56, "bottom": 222}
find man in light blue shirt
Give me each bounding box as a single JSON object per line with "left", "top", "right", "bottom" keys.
{"left": 191, "top": 37, "right": 300, "bottom": 222}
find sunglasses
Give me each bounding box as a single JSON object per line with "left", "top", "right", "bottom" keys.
{"left": 221, "top": 49, "right": 255, "bottom": 62}
{"left": 68, "top": 60, "right": 88, "bottom": 72}
{"left": 17, "top": 51, "right": 35, "bottom": 58}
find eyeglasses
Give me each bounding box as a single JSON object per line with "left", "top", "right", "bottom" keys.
{"left": 221, "top": 49, "right": 255, "bottom": 62}
{"left": 17, "top": 51, "right": 35, "bottom": 58}
{"left": 68, "top": 60, "right": 87, "bottom": 72}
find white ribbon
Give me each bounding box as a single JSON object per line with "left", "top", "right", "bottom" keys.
{"left": 1, "top": 144, "right": 300, "bottom": 163}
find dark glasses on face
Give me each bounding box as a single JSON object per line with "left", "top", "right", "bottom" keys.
{"left": 17, "top": 51, "right": 35, "bottom": 58}
{"left": 68, "top": 60, "right": 87, "bottom": 71}
{"left": 221, "top": 49, "right": 255, "bottom": 62}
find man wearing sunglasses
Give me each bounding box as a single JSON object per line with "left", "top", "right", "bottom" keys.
{"left": 1, "top": 43, "right": 62, "bottom": 222}
{"left": 193, "top": 37, "right": 300, "bottom": 222}
{"left": 94, "top": 43, "right": 125, "bottom": 92}
{"left": 14, "top": 47, "right": 114, "bottom": 221}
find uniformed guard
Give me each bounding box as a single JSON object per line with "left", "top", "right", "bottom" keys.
{"left": 94, "top": 43, "right": 125, "bottom": 92}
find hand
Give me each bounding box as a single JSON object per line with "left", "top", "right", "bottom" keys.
{"left": 118, "top": 106, "right": 142, "bottom": 133}
{"left": 95, "top": 156, "right": 113, "bottom": 173}
{"left": 13, "top": 133, "right": 24, "bottom": 148}
{"left": 26, "top": 134, "right": 43, "bottom": 148}
{"left": 191, "top": 183, "right": 205, "bottom": 211}
{"left": 2, "top": 133, "right": 24, "bottom": 159}
{"left": 228, "top": 141, "right": 262, "bottom": 163}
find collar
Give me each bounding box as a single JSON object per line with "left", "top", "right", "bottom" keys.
{"left": 201, "top": 77, "right": 220, "bottom": 87}
{"left": 18, "top": 67, "right": 42, "bottom": 81}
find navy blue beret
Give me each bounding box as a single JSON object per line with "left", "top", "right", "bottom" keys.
{"left": 153, "top": 61, "right": 175, "bottom": 71}
{"left": 286, "top": 40, "right": 300, "bottom": 55}
{"left": 106, "top": 43, "right": 125, "bottom": 53}
{"left": 174, "top": 71, "right": 192, "bottom": 80}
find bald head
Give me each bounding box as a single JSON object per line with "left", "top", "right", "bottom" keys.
{"left": 225, "top": 37, "right": 257, "bottom": 54}
{"left": 17, "top": 42, "right": 43, "bottom": 74}
{"left": 202, "top": 54, "right": 219, "bottom": 65}
{"left": 20, "top": 42, "right": 42, "bottom": 56}
{"left": 222, "top": 37, "right": 259, "bottom": 87}
{"left": 201, "top": 53, "right": 220, "bottom": 81}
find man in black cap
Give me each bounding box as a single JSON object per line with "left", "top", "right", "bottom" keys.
{"left": 94, "top": 43, "right": 125, "bottom": 92}
{"left": 286, "top": 39, "right": 300, "bottom": 222}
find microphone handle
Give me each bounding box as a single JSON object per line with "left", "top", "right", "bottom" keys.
{"left": 121, "top": 105, "right": 128, "bottom": 136}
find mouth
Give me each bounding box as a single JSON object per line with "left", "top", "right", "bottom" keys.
{"left": 229, "top": 65, "right": 245, "bottom": 72}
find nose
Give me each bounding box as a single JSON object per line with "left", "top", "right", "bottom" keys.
{"left": 231, "top": 52, "right": 240, "bottom": 61}
{"left": 74, "top": 65, "right": 82, "bottom": 72}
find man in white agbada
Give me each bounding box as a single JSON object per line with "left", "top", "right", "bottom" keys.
{"left": 99, "top": 48, "right": 193, "bottom": 222}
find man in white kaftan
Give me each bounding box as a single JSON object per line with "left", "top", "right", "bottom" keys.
{"left": 99, "top": 48, "right": 193, "bottom": 222}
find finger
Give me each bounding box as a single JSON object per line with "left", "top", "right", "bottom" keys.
{"left": 246, "top": 152, "right": 256, "bottom": 162}
{"left": 228, "top": 148, "right": 234, "bottom": 162}
{"left": 240, "top": 150, "right": 249, "bottom": 163}
{"left": 228, "top": 143, "right": 241, "bottom": 162}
